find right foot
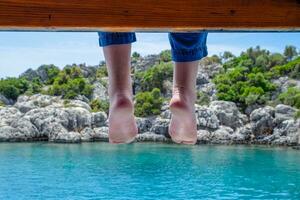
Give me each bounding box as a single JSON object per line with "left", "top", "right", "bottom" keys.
{"left": 108, "top": 94, "right": 138, "bottom": 144}
{"left": 168, "top": 88, "right": 197, "bottom": 145}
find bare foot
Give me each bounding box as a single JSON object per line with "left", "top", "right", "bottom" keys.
{"left": 169, "top": 88, "right": 197, "bottom": 145}
{"left": 108, "top": 94, "right": 138, "bottom": 144}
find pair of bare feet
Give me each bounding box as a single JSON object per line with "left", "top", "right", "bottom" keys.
{"left": 108, "top": 87, "right": 197, "bottom": 145}
{"left": 103, "top": 44, "right": 198, "bottom": 145}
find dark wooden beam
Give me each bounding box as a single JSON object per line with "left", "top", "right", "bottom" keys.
{"left": 0, "top": 0, "right": 299, "bottom": 31}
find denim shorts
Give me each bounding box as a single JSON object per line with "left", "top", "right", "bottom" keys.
{"left": 98, "top": 32, "right": 208, "bottom": 62}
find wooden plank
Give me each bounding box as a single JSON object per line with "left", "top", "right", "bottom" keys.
{"left": 0, "top": 0, "right": 299, "bottom": 31}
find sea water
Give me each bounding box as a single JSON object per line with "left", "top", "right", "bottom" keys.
{"left": 0, "top": 143, "right": 299, "bottom": 199}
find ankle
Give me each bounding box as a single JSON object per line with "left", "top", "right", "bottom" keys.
{"left": 172, "top": 85, "right": 196, "bottom": 104}
{"left": 110, "top": 93, "right": 133, "bottom": 109}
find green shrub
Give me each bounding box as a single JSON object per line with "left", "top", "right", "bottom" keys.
{"left": 295, "top": 110, "right": 300, "bottom": 119}
{"left": 159, "top": 50, "right": 172, "bottom": 62}
{"left": 132, "top": 52, "right": 141, "bottom": 59}
{"left": 196, "top": 91, "right": 210, "bottom": 106}
{"left": 278, "top": 87, "right": 300, "bottom": 109}
{"left": 90, "top": 99, "right": 109, "bottom": 113}
{"left": 269, "top": 57, "right": 300, "bottom": 78}
{"left": 135, "top": 62, "right": 173, "bottom": 93}
{"left": 0, "top": 77, "right": 29, "bottom": 100}
{"left": 96, "top": 66, "right": 108, "bottom": 79}
{"left": 44, "top": 65, "right": 60, "bottom": 84}
{"left": 213, "top": 54, "right": 277, "bottom": 109}
{"left": 0, "top": 100, "right": 4, "bottom": 107}
{"left": 135, "top": 88, "right": 164, "bottom": 117}
{"left": 47, "top": 66, "right": 93, "bottom": 99}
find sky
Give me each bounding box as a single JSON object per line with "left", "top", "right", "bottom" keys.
{"left": 0, "top": 31, "right": 299, "bottom": 78}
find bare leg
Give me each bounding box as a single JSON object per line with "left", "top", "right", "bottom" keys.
{"left": 169, "top": 61, "right": 199, "bottom": 144}
{"left": 103, "top": 44, "right": 138, "bottom": 144}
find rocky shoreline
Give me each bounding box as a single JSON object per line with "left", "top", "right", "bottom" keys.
{"left": 1, "top": 94, "right": 299, "bottom": 146}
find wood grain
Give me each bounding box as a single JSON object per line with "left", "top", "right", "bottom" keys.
{"left": 0, "top": 0, "right": 299, "bottom": 31}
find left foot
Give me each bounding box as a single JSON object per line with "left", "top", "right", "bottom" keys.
{"left": 168, "top": 87, "right": 197, "bottom": 145}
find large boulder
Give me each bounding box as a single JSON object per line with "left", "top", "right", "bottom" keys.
{"left": 15, "top": 94, "right": 62, "bottom": 113}
{"left": 209, "top": 101, "right": 247, "bottom": 129}
{"left": 91, "top": 112, "right": 107, "bottom": 128}
{"left": 196, "top": 106, "right": 220, "bottom": 130}
{"left": 10, "top": 118, "right": 40, "bottom": 138}
{"left": 0, "top": 126, "right": 21, "bottom": 141}
{"left": 149, "top": 118, "right": 170, "bottom": 136}
{"left": 64, "top": 100, "right": 92, "bottom": 111}
{"left": 41, "top": 122, "right": 81, "bottom": 143}
{"left": 93, "top": 127, "right": 109, "bottom": 141}
{"left": 80, "top": 127, "right": 96, "bottom": 142}
{"left": 0, "top": 107, "right": 22, "bottom": 126}
{"left": 136, "top": 132, "right": 169, "bottom": 142}
{"left": 64, "top": 107, "right": 92, "bottom": 132}
{"left": 272, "top": 119, "right": 300, "bottom": 145}
{"left": 91, "top": 82, "right": 108, "bottom": 101}
{"left": 197, "top": 126, "right": 245, "bottom": 144}
{"left": 136, "top": 117, "right": 154, "bottom": 133}
{"left": 132, "top": 54, "right": 160, "bottom": 72}
{"left": 250, "top": 106, "right": 275, "bottom": 136}
{"left": 0, "top": 94, "right": 14, "bottom": 105}
{"left": 274, "top": 104, "right": 297, "bottom": 124}
{"left": 198, "top": 61, "right": 222, "bottom": 78}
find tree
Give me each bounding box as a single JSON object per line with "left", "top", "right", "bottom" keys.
{"left": 132, "top": 52, "right": 141, "bottom": 59}
{"left": 221, "top": 51, "right": 235, "bottom": 63}
{"left": 159, "top": 50, "right": 172, "bottom": 62}
{"left": 284, "top": 45, "right": 298, "bottom": 61}
{"left": 134, "top": 88, "right": 164, "bottom": 117}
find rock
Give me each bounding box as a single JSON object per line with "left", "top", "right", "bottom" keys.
{"left": 64, "top": 107, "right": 92, "bottom": 132}
{"left": 210, "top": 101, "right": 247, "bottom": 129}
{"left": 74, "top": 95, "right": 90, "bottom": 104}
{"left": 250, "top": 106, "right": 275, "bottom": 136}
{"left": 197, "top": 129, "right": 211, "bottom": 143}
{"left": 92, "top": 112, "right": 107, "bottom": 128}
{"left": 274, "top": 104, "right": 297, "bottom": 124}
{"left": 196, "top": 106, "right": 219, "bottom": 130}
{"left": 149, "top": 118, "right": 169, "bottom": 136}
{"left": 64, "top": 100, "right": 92, "bottom": 111}
{"left": 45, "top": 123, "right": 81, "bottom": 143}
{"left": 272, "top": 119, "right": 300, "bottom": 145}
{"left": 198, "top": 61, "right": 222, "bottom": 78}
{"left": 132, "top": 54, "right": 160, "bottom": 72}
{"left": 0, "top": 126, "right": 20, "bottom": 141}
{"left": 78, "top": 64, "right": 98, "bottom": 78}
{"left": 160, "top": 110, "right": 171, "bottom": 119}
{"left": 15, "top": 94, "right": 62, "bottom": 113}
{"left": 196, "top": 73, "right": 210, "bottom": 85}
{"left": 196, "top": 82, "right": 217, "bottom": 98}
{"left": 0, "top": 94, "right": 14, "bottom": 105}
{"left": 93, "top": 127, "right": 109, "bottom": 141}
{"left": 235, "top": 124, "right": 253, "bottom": 141}
{"left": 136, "top": 117, "right": 154, "bottom": 133}
{"left": 211, "top": 126, "right": 234, "bottom": 140}
{"left": 24, "top": 108, "right": 69, "bottom": 132}
{"left": 0, "top": 107, "right": 22, "bottom": 126}
{"left": 80, "top": 127, "right": 95, "bottom": 142}
{"left": 136, "top": 132, "right": 169, "bottom": 142}
{"left": 91, "top": 82, "right": 108, "bottom": 101}
{"left": 245, "top": 104, "right": 262, "bottom": 116}
{"left": 197, "top": 126, "right": 245, "bottom": 144}
{"left": 10, "top": 118, "right": 40, "bottom": 138}
{"left": 272, "top": 76, "right": 300, "bottom": 93}
{"left": 20, "top": 65, "right": 60, "bottom": 83}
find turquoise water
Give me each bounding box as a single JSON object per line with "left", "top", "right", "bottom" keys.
{"left": 0, "top": 143, "right": 300, "bottom": 200}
